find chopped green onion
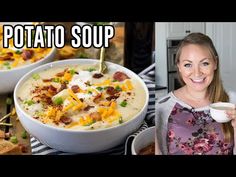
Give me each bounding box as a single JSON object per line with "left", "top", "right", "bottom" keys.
{"left": 87, "top": 68, "right": 96, "bottom": 72}
{"left": 10, "top": 136, "right": 18, "bottom": 144}
{"left": 3, "top": 62, "right": 10, "bottom": 66}
{"left": 96, "top": 87, "right": 103, "bottom": 91}
{"left": 15, "top": 50, "right": 22, "bottom": 54}
{"left": 69, "top": 69, "right": 76, "bottom": 75}
{"left": 53, "top": 97, "right": 63, "bottom": 105}
{"left": 115, "top": 86, "right": 122, "bottom": 91}
{"left": 88, "top": 91, "right": 92, "bottom": 94}
{"left": 119, "top": 117, "right": 123, "bottom": 124}
{"left": 21, "top": 131, "right": 27, "bottom": 139}
{"left": 112, "top": 79, "right": 118, "bottom": 82}
{"left": 24, "top": 100, "right": 35, "bottom": 106}
{"left": 52, "top": 78, "right": 60, "bottom": 83}
{"left": 84, "top": 120, "right": 96, "bottom": 126}
{"left": 32, "top": 73, "right": 40, "bottom": 80}
{"left": 6, "top": 97, "right": 13, "bottom": 105}
{"left": 120, "top": 101, "right": 127, "bottom": 107}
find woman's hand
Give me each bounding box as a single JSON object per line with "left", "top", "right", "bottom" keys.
{"left": 226, "top": 105, "right": 236, "bottom": 128}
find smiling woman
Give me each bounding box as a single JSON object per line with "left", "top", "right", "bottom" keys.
{"left": 155, "top": 33, "right": 236, "bottom": 155}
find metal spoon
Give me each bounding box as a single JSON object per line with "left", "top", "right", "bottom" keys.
{"left": 99, "top": 46, "right": 107, "bottom": 73}
{"left": 99, "top": 22, "right": 115, "bottom": 73}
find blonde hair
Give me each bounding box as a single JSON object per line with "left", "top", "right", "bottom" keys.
{"left": 175, "top": 33, "right": 233, "bottom": 142}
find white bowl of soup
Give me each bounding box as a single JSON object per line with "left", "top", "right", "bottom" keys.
{"left": 0, "top": 24, "right": 57, "bottom": 94}
{"left": 131, "top": 126, "right": 155, "bottom": 155}
{"left": 209, "top": 102, "right": 235, "bottom": 123}
{"left": 14, "top": 59, "right": 149, "bottom": 153}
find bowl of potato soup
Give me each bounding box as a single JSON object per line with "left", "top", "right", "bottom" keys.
{"left": 0, "top": 24, "right": 57, "bottom": 94}
{"left": 14, "top": 59, "right": 149, "bottom": 153}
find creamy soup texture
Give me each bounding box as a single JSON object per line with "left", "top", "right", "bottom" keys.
{"left": 17, "top": 64, "right": 146, "bottom": 130}
{"left": 0, "top": 25, "right": 52, "bottom": 70}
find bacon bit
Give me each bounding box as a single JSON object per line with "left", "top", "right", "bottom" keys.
{"left": 106, "top": 95, "right": 119, "bottom": 101}
{"left": 43, "top": 78, "right": 53, "bottom": 82}
{"left": 55, "top": 105, "right": 63, "bottom": 111}
{"left": 93, "top": 93, "right": 102, "bottom": 103}
{"left": 60, "top": 116, "right": 72, "bottom": 125}
{"left": 56, "top": 71, "right": 65, "bottom": 77}
{"left": 0, "top": 56, "right": 14, "bottom": 61}
{"left": 90, "top": 112, "right": 102, "bottom": 121}
{"left": 34, "top": 93, "right": 52, "bottom": 105}
{"left": 106, "top": 86, "right": 119, "bottom": 95}
{"left": 127, "top": 92, "right": 131, "bottom": 95}
{"left": 32, "top": 86, "right": 41, "bottom": 94}
{"left": 32, "top": 96, "right": 41, "bottom": 103}
{"left": 84, "top": 105, "right": 94, "bottom": 111}
{"left": 93, "top": 73, "right": 104, "bottom": 79}
{"left": 71, "top": 85, "right": 80, "bottom": 93}
{"left": 79, "top": 98, "right": 84, "bottom": 102}
{"left": 58, "top": 83, "right": 67, "bottom": 92}
{"left": 48, "top": 85, "right": 57, "bottom": 95}
{"left": 7, "top": 52, "right": 13, "bottom": 56}
{"left": 113, "top": 71, "right": 130, "bottom": 82}
{"left": 33, "top": 116, "right": 39, "bottom": 119}
{"left": 18, "top": 143, "right": 28, "bottom": 153}
{"left": 22, "top": 49, "right": 34, "bottom": 60}
{"left": 42, "top": 86, "right": 49, "bottom": 90}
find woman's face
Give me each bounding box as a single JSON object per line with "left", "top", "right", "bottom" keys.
{"left": 177, "top": 44, "right": 217, "bottom": 92}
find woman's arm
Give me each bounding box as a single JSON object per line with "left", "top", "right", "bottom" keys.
{"left": 155, "top": 127, "right": 162, "bottom": 155}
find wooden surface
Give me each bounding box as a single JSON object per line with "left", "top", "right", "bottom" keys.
{"left": 0, "top": 94, "right": 32, "bottom": 155}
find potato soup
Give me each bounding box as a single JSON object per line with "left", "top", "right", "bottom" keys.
{"left": 17, "top": 64, "right": 146, "bottom": 130}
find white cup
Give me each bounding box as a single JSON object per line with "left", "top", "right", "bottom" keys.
{"left": 131, "top": 126, "right": 155, "bottom": 155}
{"left": 209, "top": 102, "right": 235, "bottom": 123}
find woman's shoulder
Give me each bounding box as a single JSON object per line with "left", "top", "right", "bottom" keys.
{"left": 156, "top": 92, "right": 179, "bottom": 111}
{"left": 157, "top": 92, "right": 172, "bottom": 104}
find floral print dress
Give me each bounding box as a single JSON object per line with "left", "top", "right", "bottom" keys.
{"left": 167, "top": 103, "right": 234, "bottom": 155}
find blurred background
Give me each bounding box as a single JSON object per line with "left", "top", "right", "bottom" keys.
{"left": 41, "top": 22, "right": 155, "bottom": 74}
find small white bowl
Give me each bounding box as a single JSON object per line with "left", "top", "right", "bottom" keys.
{"left": 0, "top": 47, "right": 57, "bottom": 94}
{"left": 131, "top": 126, "right": 155, "bottom": 155}
{"left": 210, "top": 102, "right": 235, "bottom": 123}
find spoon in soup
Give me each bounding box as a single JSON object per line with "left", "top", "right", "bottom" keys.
{"left": 99, "top": 22, "right": 115, "bottom": 74}
{"left": 99, "top": 46, "right": 107, "bottom": 74}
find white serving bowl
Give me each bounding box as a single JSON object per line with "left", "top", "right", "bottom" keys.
{"left": 14, "top": 59, "right": 149, "bottom": 153}
{"left": 210, "top": 102, "right": 235, "bottom": 123}
{"left": 0, "top": 47, "right": 57, "bottom": 94}
{"left": 131, "top": 126, "right": 155, "bottom": 155}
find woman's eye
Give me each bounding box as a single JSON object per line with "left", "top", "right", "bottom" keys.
{"left": 202, "top": 62, "right": 209, "bottom": 66}
{"left": 184, "top": 63, "right": 191, "bottom": 68}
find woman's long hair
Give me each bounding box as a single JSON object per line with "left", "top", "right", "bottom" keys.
{"left": 175, "top": 33, "right": 233, "bottom": 142}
